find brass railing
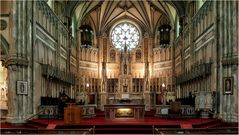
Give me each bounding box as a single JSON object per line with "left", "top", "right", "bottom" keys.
{"left": 152, "top": 127, "right": 238, "bottom": 134}
{"left": 1, "top": 128, "right": 94, "bottom": 134}
{"left": 25, "top": 110, "right": 44, "bottom": 121}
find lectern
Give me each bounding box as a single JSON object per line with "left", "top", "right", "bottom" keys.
{"left": 64, "top": 103, "right": 81, "bottom": 124}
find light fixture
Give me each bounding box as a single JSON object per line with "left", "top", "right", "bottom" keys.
{"left": 86, "top": 83, "right": 89, "bottom": 88}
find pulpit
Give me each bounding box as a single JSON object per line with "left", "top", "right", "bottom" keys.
{"left": 168, "top": 101, "right": 181, "bottom": 118}
{"left": 64, "top": 103, "right": 81, "bottom": 124}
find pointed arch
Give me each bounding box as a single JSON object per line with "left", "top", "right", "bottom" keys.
{"left": 0, "top": 34, "right": 9, "bottom": 61}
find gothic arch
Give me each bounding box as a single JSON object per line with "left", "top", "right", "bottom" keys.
{"left": 0, "top": 34, "right": 9, "bottom": 61}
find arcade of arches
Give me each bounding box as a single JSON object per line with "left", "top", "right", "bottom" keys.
{"left": 0, "top": 0, "right": 238, "bottom": 124}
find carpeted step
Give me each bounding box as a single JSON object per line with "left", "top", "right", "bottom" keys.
{"left": 94, "top": 124, "right": 154, "bottom": 134}
{"left": 0, "top": 122, "right": 28, "bottom": 129}
{"left": 145, "top": 110, "right": 156, "bottom": 117}
{"left": 46, "top": 124, "right": 56, "bottom": 129}
{"left": 193, "top": 119, "right": 220, "bottom": 128}
{"left": 95, "top": 127, "right": 153, "bottom": 134}
{"left": 95, "top": 110, "right": 105, "bottom": 117}
{"left": 204, "top": 123, "right": 223, "bottom": 128}
{"left": 180, "top": 124, "right": 193, "bottom": 129}
{"left": 25, "top": 120, "right": 48, "bottom": 129}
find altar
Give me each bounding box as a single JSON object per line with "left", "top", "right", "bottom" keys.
{"left": 104, "top": 104, "right": 145, "bottom": 121}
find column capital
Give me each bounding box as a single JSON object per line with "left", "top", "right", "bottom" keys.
{"left": 3, "top": 55, "right": 29, "bottom": 67}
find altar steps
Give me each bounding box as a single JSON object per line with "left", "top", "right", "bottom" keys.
{"left": 95, "top": 109, "right": 105, "bottom": 117}
{"left": 94, "top": 125, "right": 153, "bottom": 134}
{"left": 192, "top": 119, "right": 221, "bottom": 128}
{"left": 194, "top": 119, "right": 238, "bottom": 128}
{"left": 25, "top": 120, "right": 48, "bottom": 129}
{"left": 145, "top": 110, "right": 156, "bottom": 117}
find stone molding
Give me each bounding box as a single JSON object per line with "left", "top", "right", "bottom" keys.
{"left": 3, "top": 56, "right": 29, "bottom": 67}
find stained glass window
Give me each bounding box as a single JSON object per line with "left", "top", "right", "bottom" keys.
{"left": 111, "top": 22, "right": 140, "bottom": 50}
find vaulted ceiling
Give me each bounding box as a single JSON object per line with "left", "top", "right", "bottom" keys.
{"left": 65, "top": 1, "right": 186, "bottom": 36}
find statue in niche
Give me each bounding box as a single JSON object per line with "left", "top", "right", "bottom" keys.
{"left": 145, "top": 62, "right": 149, "bottom": 77}
{"left": 102, "top": 62, "right": 106, "bottom": 70}
{"left": 76, "top": 91, "right": 85, "bottom": 105}
{"left": 146, "top": 80, "right": 149, "bottom": 91}
{"left": 1, "top": 88, "right": 5, "bottom": 100}
{"left": 110, "top": 49, "right": 116, "bottom": 62}
{"left": 123, "top": 86, "right": 127, "bottom": 93}
{"left": 76, "top": 91, "right": 89, "bottom": 105}
{"left": 124, "top": 64, "right": 127, "bottom": 74}
{"left": 102, "top": 80, "right": 105, "bottom": 92}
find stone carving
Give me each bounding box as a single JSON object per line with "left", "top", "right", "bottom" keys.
{"left": 76, "top": 91, "right": 89, "bottom": 105}
{"left": 198, "top": 92, "right": 205, "bottom": 109}
{"left": 195, "top": 91, "right": 213, "bottom": 111}
{"left": 205, "top": 93, "right": 213, "bottom": 110}
{"left": 0, "top": 19, "right": 7, "bottom": 30}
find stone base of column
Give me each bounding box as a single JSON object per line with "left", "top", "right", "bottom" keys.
{"left": 100, "top": 93, "right": 107, "bottom": 111}
{"left": 222, "top": 113, "right": 239, "bottom": 123}
{"left": 6, "top": 116, "right": 26, "bottom": 124}
{"left": 200, "top": 110, "right": 209, "bottom": 119}
{"left": 144, "top": 93, "right": 150, "bottom": 111}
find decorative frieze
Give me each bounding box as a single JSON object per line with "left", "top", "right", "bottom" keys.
{"left": 38, "top": 105, "right": 58, "bottom": 119}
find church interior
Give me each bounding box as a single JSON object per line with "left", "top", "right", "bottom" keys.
{"left": 0, "top": 0, "right": 238, "bottom": 134}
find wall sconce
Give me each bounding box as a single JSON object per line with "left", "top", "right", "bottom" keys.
{"left": 86, "top": 83, "right": 90, "bottom": 88}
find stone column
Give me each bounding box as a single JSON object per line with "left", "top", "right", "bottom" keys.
{"left": 97, "top": 35, "right": 107, "bottom": 110}
{"left": 5, "top": 1, "right": 34, "bottom": 123}
{"left": 217, "top": 1, "right": 238, "bottom": 123}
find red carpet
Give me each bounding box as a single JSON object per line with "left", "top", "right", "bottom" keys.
{"left": 180, "top": 124, "right": 193, "bottom": 129}
{"left": 1, "top": 117, "right": 238, "bottom": 134}
{"left": 30, "top": 117, "right": 217, "bottom": 127}
{"left": 0, "top": 122, "right": 27, "bottom": 128}
{"left": 46, "top": 124, "right": 56, "bottom": 129}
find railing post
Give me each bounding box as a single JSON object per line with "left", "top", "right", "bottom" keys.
{"left": 93, "top": 125, "right": 95, "bottom": 134}
{"left": 152, "top": 125, "right": 155, "bottom": 134}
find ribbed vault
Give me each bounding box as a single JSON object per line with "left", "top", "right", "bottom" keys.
{"left": 66, "top": 1, "right": 184, "bottom": 36}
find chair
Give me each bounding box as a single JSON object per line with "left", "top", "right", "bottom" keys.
{"left": 168, "top": 101, "right": 181, "bottom": 119}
